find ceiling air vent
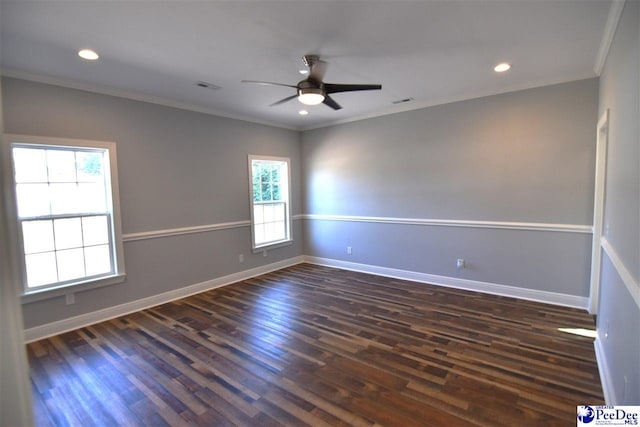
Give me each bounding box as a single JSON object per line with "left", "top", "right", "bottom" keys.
{"left": 392, "top": 97, "right": 414, "bottom": 105}
{"left": 196, "top": 81, "right": 222, "bottom": 90}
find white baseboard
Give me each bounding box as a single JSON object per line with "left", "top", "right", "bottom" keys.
{"left": 594, "top": 337, "right": 615, "bottom": 404}
{"left": 24, "top": 256, "right": 305, "bottom": 343}
{"left": 303, "top": 256, "right": 589, "bottom": 310}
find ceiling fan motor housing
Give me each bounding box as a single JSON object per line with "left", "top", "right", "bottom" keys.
{"left": 298, "top": 79, "right": 324, "bottom": 94}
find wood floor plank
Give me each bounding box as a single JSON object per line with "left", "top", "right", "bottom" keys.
{"left": 28, "top": 263, "right": 603, "bottom": 426}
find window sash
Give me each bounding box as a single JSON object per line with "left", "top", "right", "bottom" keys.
{"left": 19, "top": 212, "right": 116, "bottom": 288}
{"left": 253, "top": 201, "right": 288, "bottom": 247}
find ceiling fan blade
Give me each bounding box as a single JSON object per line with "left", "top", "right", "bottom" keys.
{"left": 325, "top": 83, "right": 382, "bottom": 94}
{"left": 241, "top": 80, "right": 297, "bottom": 89}
{"left": 323, "top": 95, "right": 342, "bottom": 110}
{"left": 269, "top": 94, "right": 298, "bottom": 107}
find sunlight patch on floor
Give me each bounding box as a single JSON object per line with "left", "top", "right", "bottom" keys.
{"left": 558, "top": 327, "right": 597, "bottom": 338}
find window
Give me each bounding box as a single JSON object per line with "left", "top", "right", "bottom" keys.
{"left": 248, "top": 156, "right": 292, "bottom": 250}
{"left": 4, "top": 135, "right": 125, "bottom": 297}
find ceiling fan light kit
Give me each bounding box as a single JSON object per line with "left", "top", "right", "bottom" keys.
{"left": 242, "top": 55, "right": 382, "bottom": 111}
{"left": 298, "top": 88, "right": 325, "bottom": 105}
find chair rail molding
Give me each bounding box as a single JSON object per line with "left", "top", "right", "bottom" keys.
{"left": 302, "top": 214, "right": 592, "bottom": 234}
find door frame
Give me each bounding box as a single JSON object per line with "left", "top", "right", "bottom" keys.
{"left": 589, "top": 109, "right": 609, "bottom": 314}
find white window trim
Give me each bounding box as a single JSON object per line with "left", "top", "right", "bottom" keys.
{"left": 247, "top": 155, "right": 293, "bottom": 252}
{"left": 2, "top": 134, "right": 126, "bottom": 303}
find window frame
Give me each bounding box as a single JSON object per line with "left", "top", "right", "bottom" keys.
{"left": 2, "top": 134, "right": 126, "bottom": 302}
{"left": 247, "top": 155, "right": 292, "bottom": 252}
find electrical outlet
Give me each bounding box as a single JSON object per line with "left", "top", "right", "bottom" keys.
{"left": 263, "top": 250, "right": 267, "bottom": 257}
{"left": 238, "top": 254, "right": 244, "bottom": 263}
{"left": 65, "top": 293, "right": 75, "bottom": 305}
{"left": 456, "top": 259, "right": 465, "bottom": 269}
{"left": 347, "top": 246, "right": 352, "bottom": 255}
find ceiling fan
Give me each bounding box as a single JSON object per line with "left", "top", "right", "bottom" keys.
{"left": 242, "top": 55, "right": 382, "bottom": 110}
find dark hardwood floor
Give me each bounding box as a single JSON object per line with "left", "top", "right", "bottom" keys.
{"left": 28, "top": 263, "right": 603, "bottom": 426}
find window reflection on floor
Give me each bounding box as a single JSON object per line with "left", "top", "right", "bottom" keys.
{"left": 557, "top": 327, "right": 597, "bottom": 338}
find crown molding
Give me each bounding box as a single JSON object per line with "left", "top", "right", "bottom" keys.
{"left": 594, "top": 0, "right": 626, "bottom": 76}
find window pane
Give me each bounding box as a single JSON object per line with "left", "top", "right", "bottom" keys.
{"left": 82, "top": 216, "right": 109, "bottom": 246}
{"left": 254, "top": 223, "right": 265, "bottom": 245}
{"left": 76, "top": 152, "right": 104, "bottom": 182}
{"left": 272, "top": 184, "right": 281, "bottom": 201}
{"left": 56, "top": 248, "right": 85, "bottom": 281}
{"left": 13, "top": 148, "right": 47, "bottom": 183}
{"left": 273, "top": 221, "right": 285, "bottom": 241}
{"left": 252, "top": 183, "right": 261, "bottom": 202}
{"left": 16, "top": 183, "right": 50, "bottom": 217}
{"left": 271, "top": 167, "right": 280, "bottom": 182}
{"left": 54, "top": 218, "right": 83, "bottom": 250}
{"left": 274, "top": 203, "right": 285, "bottom": 221}
{"left": 47, "top": 150, "right": 77, "bottom": 182}
{"left": 22, "top": 220, "right": 55, "bottom": 254}
{"left": 78, "top": 183, "right": 107, "bottom": 213}
{"left": 261, "top": 183, "right": 271, "bottom": 201}
{"left": 252, "top": 163, "right": 260, "bottom": 184}
{"left": 85, "top": 245, "right": 111, "bottom": 276}
{"left": 25, "top": 252, "right": 58, "bottom": 287}
{"left": 260, "top": 166, "right": 270, "bottom": 183}
{"left": 264, "top": 204, "right": 274, "bottom": 222}
{"left": 49, "top": 183, "right": 80, "bottom": 215}
{"left": 254, "top": 205, "right": 264, "bottom": 224}
{"left": 264, "top": 222, "right": 276, "bottom": 242}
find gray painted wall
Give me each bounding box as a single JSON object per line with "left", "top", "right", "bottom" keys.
{"left": 596, "top": 0, "right": 639, "bottom": 405}
{"left": 302, "top": 78, "right": 598, "bottom": 297}
{"left": 2, "top": 77, "right": 303, "bottom": 329}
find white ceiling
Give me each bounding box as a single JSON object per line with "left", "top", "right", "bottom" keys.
{"left": 1, "top": 0, "right": 613, "bottom": 130}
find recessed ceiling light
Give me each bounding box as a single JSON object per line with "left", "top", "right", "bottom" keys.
{"left": 299, "top": 69, "right": 309, "bottom": 75}
{"left": 494, "top": 62, "right": 511, "bottom": 73}
{"left": 298, "top": 110, "right": 309, "bottom": 116}
{"left": 78, "top": 49, "right": 99, "bottom": 61}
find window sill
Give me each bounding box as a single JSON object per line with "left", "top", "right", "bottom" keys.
{"left": 252, "top": 239, "right": 293, "bottom": 254}
{"left": 21, "top": 273, "right": 126, "bottom": 304}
